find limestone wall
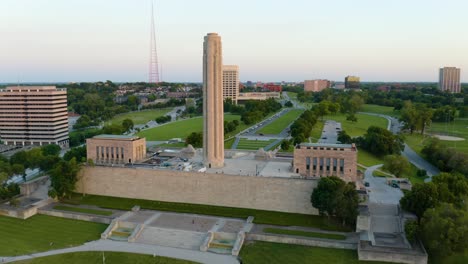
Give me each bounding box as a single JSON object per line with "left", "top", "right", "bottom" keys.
{"left": 246, "top": 233, "right": 357, "bottom": 250}
{"left": 76, "top": 166, "right": 318, "bottom": 215}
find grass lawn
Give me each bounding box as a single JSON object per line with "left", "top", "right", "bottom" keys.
{"left": 108, "top": 109, "right": 171, "bottom": 125}
{"left": 137, "top": 114, "right": 242, "bottom": 141}
{"left": 323, "top": 113, "right": 388, "bottom": 137}
{"left": 358, "top": 149, "right": 384, "bottom": 167}
{"left": 236, "top": 138, "right": 277, "bottom": 150}
{"left": 258, "top": 109, "right": 304, "bottom": 135}
{"left": 427, "top": 119, "right": 468, "bottom": 154}
{"left": 310, "top": 120, "right": 325, "bottom": 142}
{"left": 239, "top": 241, "right": 396, "bottom": 264}
{"left": 67, "top": 193, "right": 351, "bottom": 232}
{"left": 13, "top": 252, "right": 198, "bottom": 264}
{"left": 225, "top": 137, "right": 236, "bottom": 149}
{"left": 286, "top": 92, "right": 297, "bottom": 99}
{"left": 361, "top": 104, "right": 399, "bottom": 117}
{"left": 53, "top": 205, "right": 113, "bottom": 216}
{"left": 263, "top": 227, "right": 346, "bottom": 240}
{"left": 430, "top": 250, "right": 468, "bottom": 264}
{"left": 0, "top": 215, "right": 107, "bottom": 256}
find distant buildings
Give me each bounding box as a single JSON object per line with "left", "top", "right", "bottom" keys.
{"left": 203, "top": 33, "right": 224, "bottom": 168}
{"left": 345, "top": 76, "right": 360, "bottom": 89}
{"left": 439, "top": 67, "right": 461, "bottom": 93}
{"left": 304, "top": 80, "right": 331, "bottom": 92}
{"left": 86, "top": 135, "right": 146, "bottom": 164}
{"left": 263, "top": 83, "right": 282, "bottom": 92}
{"left": 0, "top": 86, "right": 69, "bottom": 147}
{"left": 293, "top": 143, "right": 358, "bottom": 182}
{"left": 237, "top": 92, "right": 281, "bottom": 102}
{"left": 222, "top": 65, "right": 240, "bottom": 104}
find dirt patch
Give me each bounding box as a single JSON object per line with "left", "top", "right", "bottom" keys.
{"left": 433, "top": 135, "right": 465, "bottom": 141}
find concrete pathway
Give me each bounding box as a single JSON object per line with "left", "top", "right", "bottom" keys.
{"left": 364, "top": 165, "right": 403, "bottom": 205}
{"left": 2, "top": 239, "right": 239, "bottom": 264}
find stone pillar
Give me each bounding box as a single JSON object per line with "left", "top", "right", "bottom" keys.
{"left": 203, "top": 33, "right": 224, "bottom": 168}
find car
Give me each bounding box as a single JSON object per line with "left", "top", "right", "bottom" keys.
{"left": 322, "top": 137, "right": 327, "bottom": 140}
{"left": 259, "top": 133, "right": 264, "bottom": 136}
{"left": 364, "top": 182, "right": 370, "bottom": 187}
{"left": 391, "top": 183, "right": 400, "bottom": 188}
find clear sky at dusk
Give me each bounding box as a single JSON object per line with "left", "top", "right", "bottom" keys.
{"left": 1, "top": 0, "right": 467, "bottom": 83}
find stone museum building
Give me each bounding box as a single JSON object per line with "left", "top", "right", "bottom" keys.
{"left": 86, "top": 134, "right": 146, "bottom": 164}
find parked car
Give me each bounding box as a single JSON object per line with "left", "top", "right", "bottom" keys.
{"left": 364, "top": 182, "right": 370, "bottom": 187}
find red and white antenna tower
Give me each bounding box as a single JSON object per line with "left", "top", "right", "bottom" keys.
{"left": 149, "top": 0, "right": 160, "bottom": 84}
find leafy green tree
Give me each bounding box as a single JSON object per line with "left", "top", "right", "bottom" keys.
{"left": 334, "top": 182, "right": 359, "bottom": 226}
{"left": 284, "top": 101, "right": 293, "bottom": 107}
{"left": 48, "top": 158, "right": 81, "bottom": 199}
{"left": 280, "top": 139, "right": 291, "bottom": 151}
{"left": 311, "top": 176, "right": 344, "bottom": 217}
{"left": 432, "top": 172, "right": 468, "bottom": 205}
{"left": 404, "top": 220, "right": 419, "bottom": 243}
{"left": 400, "top": 182, "right": 439, "bottom": 220}
{"left": 185, "top": 132, "right": 202, "bottom": 148}
{"left": 382, "top": 155, "right": 411, "bottom": 177}
{"left": 337, "top": 130, "right": 352, "bottom": 144}
{"left": 11, "top": 164, "right": 25, "bottom": 176}
{"left": 346, "top": 113, "right": 357, "bottom": 122}
{"left": 420, "top": 203, "right": 468, "bottom": 258}
{"left": 400, "top": 101, "right": 418, "bottom": 134}
{"left": 358, "top": 126, "right": 404, "bottom": 157}
{"left": 122, "top": 118, "right": 134, "bottom": 132}
{"left": 41, "top": 144, "right": 61, "bottom": 156}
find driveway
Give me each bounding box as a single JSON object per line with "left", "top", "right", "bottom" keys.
{"left": 364, "top": 165, "right": 403, "bottom": 205}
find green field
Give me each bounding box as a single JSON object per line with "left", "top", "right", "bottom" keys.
{"left": 0, "top": 215, "right": 107, "bottom": 256}
{"left": 137, "top": 114, "right": 242, "bottom": 141}
{"left": 357, "top": 149, "right": 384, "bottom": 167}
{"left": 13, "top": 252, "right": 198, "bottom": 264}
{"left": 263, "top": 228, "right": 346, "bottom": 240}
{"left": 236, "top": 138, "right": 277, "bottom": 150}
{"left": 258, "top": 109, "right": 304, "bottom": 135}
{"left": 310, "top": 120, "right": 325, "bottom": 142}
{"left": 225, "top": 137, "right": 236, "bottom": 149}
{"left": 53, "top": 205, "right": 113, "bottom": 216}
{"left": 324, "top": 113, "right": 388, "bottom": 137}
{"left": 67, "top": 194, "right": 350, "bottom": 232}
{"left": 361, "top": 104, "right": 399, "bottom": 117}
{"left": 427, "top": 119, "right": 468, "bottom": 154}
{"left": 239, "top": 241, "right": 396, "bottom": 264}
{"left": 108, "top": 109, "right": 171, "bottom": 125}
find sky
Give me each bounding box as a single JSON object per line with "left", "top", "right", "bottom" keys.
{"left": 1, "top": 0, "right": 467, "bottom": 83}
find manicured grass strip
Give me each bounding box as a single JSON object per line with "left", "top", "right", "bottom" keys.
{"left": 263, "top": 227, "right": 346, "bottom": 240}
{"left": 324, "top": 113, "right": 388, "bottom": 137}
{"left": 239, "top": 241, "right": 396, "bottom": 264}
{"left": 361, "top": 104, "right": 399, "bottom": 117}
{"left": 109, "top": 109, "right": 171, "bottom": 125}
{"left": 237, "top": 139, "right": 276, "bottom": 150}
{"left": 13, "top": 251, "right": 198, "bottom": 264}
{"left": 53, "top": 205, "right": 113, "bottom": 216}
{"left": 357, "top": 149, "right": 384, "bottom": 167}
{"left": 68, "top": 193, "right": 351, "bottom": 232}
{"left": 137, "top": 114, "right": 242, "bottom": 141}
{"left": 258, "top": 109, "right": 304, "bottom": 135}
{"left": 0, "top": 215, "right": 107, "bottom": 256}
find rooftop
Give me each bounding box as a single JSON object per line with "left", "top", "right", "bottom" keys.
{"left": 298, "top": 143, "right": 354, "bottom": 149}
{"left": 92, "top": 134, "right": 141, "bottom": 141}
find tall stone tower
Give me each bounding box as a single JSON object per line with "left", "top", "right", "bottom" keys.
{"left": 203, "top": 33, "right": 224, "bottom": 168}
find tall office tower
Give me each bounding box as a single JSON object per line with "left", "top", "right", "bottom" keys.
{"left": 304, "top": 80, "right": 331, "bottom": 92}
{"left": 0, "top": 86, "right": 69, "bottom": 147}
{"left": 345, "top": 76, "right": 360, "bottom": 89}
{"left": 439, "top": 67, "right": 461, "bottom": 93}
{"left": 222, "top": 65, "right": 239, "bottom": 104}
{"left": 203, "top": 33, "right": 224, "bottom": 168}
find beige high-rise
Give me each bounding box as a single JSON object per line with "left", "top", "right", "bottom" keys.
{"left": 439, "top": 67, "right": 461, "bottom": 93}
{"left": 222, "top": 65, "right": 239, "bottom": 104}
{"left": 203, "top": 33, "right": 224, "bottom": 168}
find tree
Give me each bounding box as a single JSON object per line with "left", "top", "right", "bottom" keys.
{"left": 358, "top": 126, "right": 404, "bottom": 157}
{"left": 404, "top": 220, "right": 419, "bottom": 243}
{"left": 420, "top": 203, "right": 468, "bottom": 257}
{"left": 334, "top": 182, "right": 359, "bottom": 226}
{"left": 280, "top": 139, "right": 291, "bottom": 151}
{"left": 11, "top": 164, "right": 25, "bottom": 176}
{"left": 185, "top": 132, "right": 202, "bottom": 148}
{"left": 284, "top": 101, "right": 293, "bottom": 107}
{"left": 41, "top": 144, "right": 61, "bottom": 156}
{"left": 63, "top": 146, "right": 87, "bottom": 163}
{"left": 400, "top": 182, "right": 439, "bottom": 220}
{"left": 382, "top": 155, "right": 411, "bottom": 177}
{"left": 432, "top": 172, "right": 468, "bottom": 206}
{"left": 48, "top": 158, "right": 81, "bottom": 200}
{"left": 337, "top": 130, "right": 352, "bottom": 144}
{"left": 346, "top": 113, "right": 357, "bottom": 122}
{"left": 400, "top": 101, "right": 418, "bottom": 134}
{"left": 122, "top": 118, "right": 134, "bottom": 132}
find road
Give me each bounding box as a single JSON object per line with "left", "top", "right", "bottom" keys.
{"left": 318, "top": 120, "right": 341, "bottom": 144}
{"left": 364, "top": 165, "right": 403, "bottom": 204}
{"left": 359, "top": 112, "right": 440, "bottom": 180}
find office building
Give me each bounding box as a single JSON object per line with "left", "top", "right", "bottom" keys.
{"left": 439, "top": 67, "right": 461, "bottom": 93}
{"left": 222, "top": 65, "right": 239, "bottom": 104}
{"left": 345, "top": 76, "right": 360, "bottom": 89}
{"left": 0, "top": 86, "right": 69, "bottom": 147}
{"left": 304, "top": 80, "right": 331, "bottom": 92}
{"left": 203, "top": 33, "right": 224, "bottom": 168}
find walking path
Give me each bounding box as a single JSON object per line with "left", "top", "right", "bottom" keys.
{"left": 2, "top": 239, "right": 239, "bottom": 264}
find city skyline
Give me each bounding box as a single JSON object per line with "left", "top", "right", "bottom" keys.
{"left": 1, "top": 0, "right": 468, "bottom": 83}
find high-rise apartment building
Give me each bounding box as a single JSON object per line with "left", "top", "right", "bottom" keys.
{"left": 222, "top": 65, "right": 239, "bottom": 104}
{"left": 203, "top": 33, "right": 224, "bottom": 168}
{"left": 345, "top": 76, "right": 360, "bottom": 89}
{"left": 439, "top": 67, "right": 461, "bottom": 93}
{"left": 304, "top": 80, "right": 330, "bottom": 92}
{"left": 0, "top": 86, "right": 69, "bottom": 147}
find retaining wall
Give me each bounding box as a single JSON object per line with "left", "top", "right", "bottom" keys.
{"left": 246, "top": 233, "right": 357, "bottom": 250}
{"left": 76, "top": 166, "right": 318, "bottom": 215}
